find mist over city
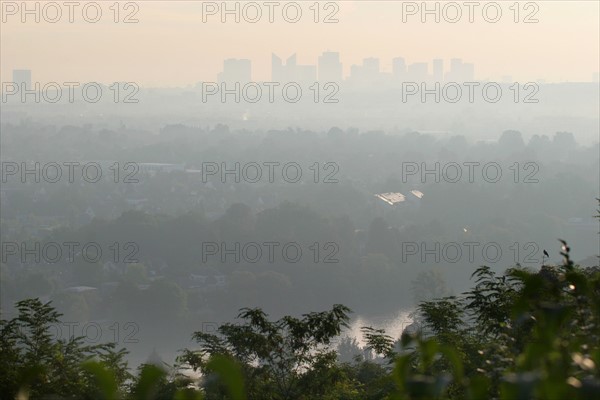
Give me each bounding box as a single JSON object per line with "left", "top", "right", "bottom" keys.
{"left": 1, "top": 1, "right": 599, "bottom": 399}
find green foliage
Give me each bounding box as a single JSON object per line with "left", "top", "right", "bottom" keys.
{"left": 0, "top": 298, "right": 132, "bottom": 399}
{"left": 204, "top": 356, "right": 246, "bottom": 400}
{"left": 412, "top": 270, "right": 451, "bottom": 303}
{"left": 180, "top": 304, "right": 354, "bottom": 399}
{"left": 367, "top": 240, "right": 600, "bottom": 400}
{"left": 2, "top": 216, "right": 599, "bottom": 400}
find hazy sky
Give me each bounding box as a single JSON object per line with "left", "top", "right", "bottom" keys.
{"left": 2, "top": 1, "right": 599, "bottom": 86}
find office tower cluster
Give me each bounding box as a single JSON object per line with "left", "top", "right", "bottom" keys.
{"left": 216, "top": 53, "right": 475, "bottom": 84}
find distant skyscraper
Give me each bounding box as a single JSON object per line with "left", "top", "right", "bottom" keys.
{"left": 272, "top": 53, "right": 292, "bottom": 81}
{"left": 272, "top": 53, "right": 316, "bottom": 83}
{"left": 432, "top": 59, "right": 444, "bottom": 82}
{"left": 446, "top": 59, "right": 475, "bottom": 81}
{"left": 272, "top": 54, "right": 282, "bottom": 81}
{"left": 218, "top": 59, "right": 251, "bottom": 83}
{"left": 363, "top": 58, "right": 380, "bottom": 75}
{"left": 450, "top": 58, "right": 462, "bottom": 75}
{"left": 350, "top": 58, "right": 381, "bottom": 85}
{"left": 13, "top": 69, "right": 32, "bottom": 90}
{"left": 407, "top": 62, "right": 428, "bottom": 81}
{"left": 318, "top": 51, "right": 343, "bottom": 82}
{"left": 392, "top": 57, "right": 407, "bottom": 80}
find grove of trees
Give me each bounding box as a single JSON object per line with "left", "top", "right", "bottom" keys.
{"left": 2, "top": 239, "right": 598, "bottom": 399}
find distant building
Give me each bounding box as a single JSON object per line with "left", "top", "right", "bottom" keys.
{"left": 272, "top": 53, "right": 316, "bottom": 83}
{"left": 362, "top": 58, "right": 380, "bottom": 75}
{"left": 318, "top": 51, "right": 343, "bottom": 82}
{"left": 375, "top": 190, "right": 423, "bottom": 207}
{"left": 392, "top": 57, "right": 407, "bottom": 79}
{"left": 218, "top": 58, "right": 251, "bottom": 84}
{"left": 446, "top": 58, "right": 474, "bottom": 81}
{"left": 407, "top": 62, "right": 428, "bottom": 81}
{"left": 350, "top": 57, "right": 381, "bottom": 85}
{"left": 432, "top": 59, "right": 444, "bottom": 82}
{"left": 272, "top": 53, "right": 287, "bottom": 81}
{"left": 410, "top": 189, "right": 424, "bottom": 199}
{"left": 375, "top": 192, "right": 405, "bottom": 206}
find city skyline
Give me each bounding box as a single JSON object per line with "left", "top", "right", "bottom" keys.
{"left": 9, "top": 51, "right": 599, "bottom": 92}
{"left": 2, "top": 2, "right": 598, "bottom": 86}
{"left": 221, "top": 52, "right": 477, "bottom": 84}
